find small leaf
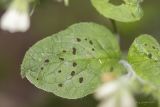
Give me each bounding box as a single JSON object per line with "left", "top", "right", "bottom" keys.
{"left": 21, "top": 22, "right": 125, "bottom": 99}
{"left": 91, "top": 0, "right": 143, "bottom": 22}
{"left": 128, "top": 34, "right": 160, "bottom": 87}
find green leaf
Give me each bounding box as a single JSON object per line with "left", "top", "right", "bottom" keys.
{"left": 91, "top": 0, "right": 143, "bottom": 22}
{"left": 21, "top": 22, "right": 125, "bottom": 99}
{"left": 128, "top": 34, "right": 160, "bottom": 87}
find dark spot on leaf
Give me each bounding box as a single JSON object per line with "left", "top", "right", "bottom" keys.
{"left": 58, "top": 83, "right": 63, "bottom": 87}
{"left": 144, "top": 43, "right": 147, "bottom": 46}
{"left": 89, "top": 40, "right": 93, "bottom": 45}
{"left": 37, "top": 78, "right": 39, "bottom": 80}
{"left": 73, "top": 62, "right": 77, "bottom": 67}
{"left": 71, "top": 71, "right": 75, "bottom": 76}
{"left": 110, "top": 67, "right": 114, "bottom": 72}
{"left": 79, "top": 77, "right": 83, "bottom": 83}
{"left": 148, "top": 53, "right": 152, "bottom": 59}
{"left": 92, "top": 48, "right": 95, "bottom": 51}
{"left": 152, "top": 46, "right": 156, "bottom": 49}
{"left": 59, "top": 57, "right": 64, "bottom": 61}
{"left": 85, "top": 38, "right": 87, "bottom": 41}
{"left": 72, "top": 47, "right": 77, "bottom": 55}
{"left": 76, "top": 38, "right": 81, "bottom": 42}
{"left": 41, "top": 67, "right": 44, "bottom": 70}
{"left": 58, "top": 70, "right": 61, "bottom": 73}
{"left": 45, "top": 59, "right": 49, "bottom": 63}
{"left": 63, "top": 50, "right": 66, "bottom": 53}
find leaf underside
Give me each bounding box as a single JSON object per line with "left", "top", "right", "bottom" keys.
{"left": 128, "top": 34, "right": 160, "bottom": 87}
{"left": 91, "top": 0, "right": 143, "bottom": 22}
{"left": 21, "top": 22, "right": 125, "bottom": 99}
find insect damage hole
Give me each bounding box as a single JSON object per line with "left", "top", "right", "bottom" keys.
{"left": 62, "top": 50, "right": 66, "bottom": 53}
{"left": 71, "top": 71, "right": 75, "bottom": 76}
{"left": 76, "top": 38, "right": 81, "bottom": 42}
{"left": 72, "top": 47, "right": 77, "bottom": 55}
{"left": 89, "top": 40, "right": 93, "bottom": 45}
{"left": 59, "top": 57, "right": 64, "bottom": 61}
{"left": 152, "top": 46, "right": 156, "bottom": 49}
{"left": 41, "top": 67, "right": 44, "bottom": 70}
{"left": 148, "top": 53, "right": 152, "bottom": 59}
{"left": 58, "top": 83, "right": 63, "bottom": 87}
{"left": 73, "top": 62, "right": 77, "bottom": 67}
{"left": 44, "top": 59, "right": 49, "bottom": 63}
{"left": 144, "top": 43, "right": 147, "bottom": 46}
{"left": 79, "top": 77, "right": 84, "bottom": 83}
{"left": 58, "top": 70, "right": 62, "bottom": 73}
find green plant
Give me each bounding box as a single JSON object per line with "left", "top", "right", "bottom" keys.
{"left": 1, "top": 0, "right": 159, "bottom": 107}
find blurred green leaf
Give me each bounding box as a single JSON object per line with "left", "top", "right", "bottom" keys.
{"left": 128, "top": 34, "right": 160, "bottom": 87}
{"left": 91, "top": 0, "right": 143, "bottom": 22}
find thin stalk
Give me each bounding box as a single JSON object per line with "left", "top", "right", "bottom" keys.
{"left": 110, "top": 19, "right": 120, "bottom": 43}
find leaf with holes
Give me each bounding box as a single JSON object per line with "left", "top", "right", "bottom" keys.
{"left": 91, "top": 0, "right": 143, "bottom": 22}
{"left": 21, "top": 22, "right": 125, "bottom": 99}
{"left": 128, "top": 34, "right": 160, "bottom": 87}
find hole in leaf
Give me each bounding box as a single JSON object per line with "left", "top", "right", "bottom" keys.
{"left": 110, "top": 66, "right": 114, "bottom": 72}
{"left": 71, "top": 71, "right": 75, "bottom": 76}
{"left": 144, "top": 43, "right": 147, "bottom": 46}
{"left": 73, "top": 62, "right": 77, "bottom": 67}
{"left": 63, "top": 50, "right": 66, "bottom": 53}
{"left": 44, "top": 59, "right": 49, "bottom": 63}
{"left": 72, "top": 47, "right": 77, "bottom": 55}
{"left": 59, "top": 57, "right": 64, "bottom": 61}
{"left": 92, "top": 48, "right": 95, "bottom": 51}
{"left": 58, "top": 83, "right": 63, "bottom": 87}
{"left": 152, "top": 46, "right": 156, "bottom": 49}
{"left": 58, "top": 70, "right": 62, "bottom": 73}
{"left": 76, "top": 38, "right": 81, "bottom": 42}
{"left": 41, "top": 67, "right": 44, "bottom": 70}
{"left": 109, "top": 0, "right": 123, "bottom": 5}
{"left": 36, "top": 78, "right": 39, "bottom": 80}
{"left": 148, "top": 53, "right": 152, "bottom": 59}
{"left": 89, "top": 40, "right": 93, "bottom": 45}
{"left": 79, "top": 77, "right": 83, "bottom": 83}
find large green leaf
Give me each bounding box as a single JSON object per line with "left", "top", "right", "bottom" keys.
{"left": 128, "top": 34, "right": 160, "bottom": 87}
{"left": 21, "top": 22, "right": 125, "bottom": 99}
{"left": 91, "top": 0, "right": 143, "bottom": 22}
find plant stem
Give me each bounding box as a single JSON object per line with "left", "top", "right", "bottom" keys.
{"left": 110, "top": 19, "right": 120, "bottom": 43}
